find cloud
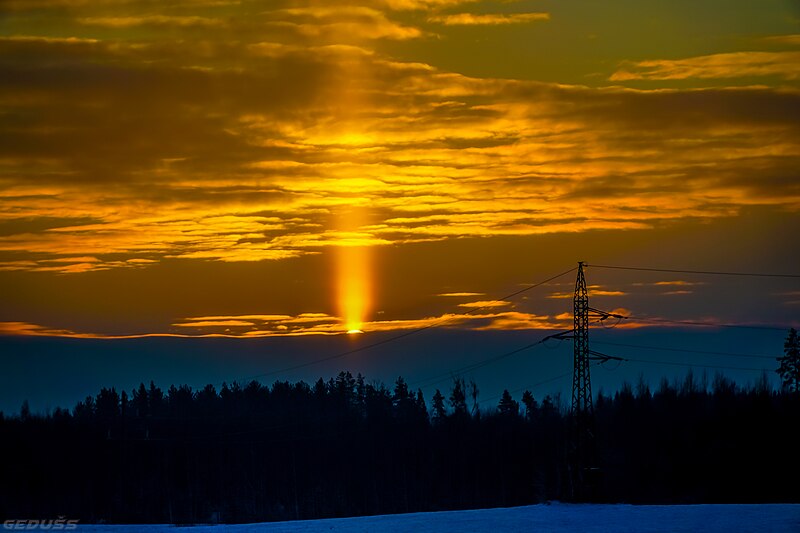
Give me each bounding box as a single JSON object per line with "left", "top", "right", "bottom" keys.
{"left": 457, "top": 300, "right": 512, "bottom": 308}
{"left": 174, "top": 320, "right": 257, "bottom": 328}
{"left": 762, "top": 34, "right": 800, "bottom": 46}
{"left": 188, "top": 314, "right": 294, "bottom": 321}
{"left": 611, "top": 51, "right": 800, "bottom": 81}
{"left": 377, "top": 0, "right": 479, "bottom": 10}
{"left": 474, "top": 311, "right": 561, "bottom": 331}
{"left": 265, "top": 6, "right": 424, "bottom": 41}
{"left": 173, "top": 313, "right": 342, "bottom": 336}
{"left": 78, "top": 16, "right": 225, "bottom": 28}
{"left": 0, "top": 321, "right": 77, "bottom": 336}
{"left": 0, "top": 36, "right": 100, "bottom": 45}
{"left": 0, "top": 0, "right": 240, "bottom": 10}
{"left": 437, "top": 292, "right": 485, "bottom": 297}
{"left": 1, "top": 309, "right": 572, "bottom": 338}
{"left": 590, "top": 290, "right": 627, "bottom": 297}
{"left": 0, "top": 1, "right": 799, "bottom": 278}
{"left": 548, "top": 287, "right": 626, "bottom": 299}
{"left": 429, "top": 13, "right": 549, "bottom": 26}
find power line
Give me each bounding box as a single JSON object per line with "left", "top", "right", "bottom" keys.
{"left": 620, "top": 356, "right": 769, "bottom": 373}
{"left": 591, "top": 340, "right": 777, "bottom": 361}
{"left": 620, "top": 314, "right": 790, "bottom": 332}
{"left": 588, "top": 264, "right": 800, "bottom": 279}
{"left": 480, "top": 361, "right": 606, "bottom": 405}
{"left": 232, "top": 266, "right": 577, "bottom": 385}
{"left": 412, "top": 330, "right": 571, "bottom": 391}
{"left": 412, "top": 341, "right": 542, "bottom": 390}
{"left": 479, "top": 370, "right": 574, "bottom": 405}
{"left": 589, "top": 306, "right": 791, "bottom": 332}
{"left": 399, "top": 316, "right": 607, "bottom": 393}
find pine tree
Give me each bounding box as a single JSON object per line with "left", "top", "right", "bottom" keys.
{"left": 431, "top": 389, "right": 446, "bottom": 422}
{"left": 415, "top": 389, "right": 428, "bottom": 424}
{"left": 313, "top": 377, "right": 327, "bottom": 400}
{"left": 521, "top": 390, "right": 538, "bottom": 421}
{"left": 468, "top": 379, "right": 480, "bottom": 418}
{"left": 73, "top": 395, "right": 95, "bottom": 422}
{"left": 393, "top": 376, "right": 410, "bottom": 406}
{"left": 449, "top": 377, "right": 467, "bottom": 417}
{"left": 497, "top": 390, "right": 519, "bottom": 418}
{"left": 19, "top": 399, "right": 30, "bottom": 421}
{"left": 95, "top": 387, "right": 120, "bottom": 437}
{"left": 393, "top": 377, "right": 414, "bottom": 422}
{"left": 132, "top": 383, "right": 148, "bottom": 418}
{"left": 148, "top": 381, "right": 164, "bottom": 416}
{"left": 777, "top": 328, "right": 800, "bottom": 392}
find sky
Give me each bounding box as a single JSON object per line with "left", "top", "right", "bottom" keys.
{"left": 1, "top": 1, "right": 800, "bottom": 411}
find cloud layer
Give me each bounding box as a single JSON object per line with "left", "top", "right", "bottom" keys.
{"left": 1, "top": 0, "right": 798, "bottom": 336}
{"left": 612, "top": 51, "right": 800, "bottom": 81}
{"left": 2, "top": 30, "right": 798, "bottom": 273}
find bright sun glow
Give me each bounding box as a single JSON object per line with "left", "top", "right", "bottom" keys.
{"left": 329, "top": 49, "right": 375, "bottom": 335}
{"left": 335, "top": 208, "right": 372, "bottom": 334}
{"left": 337, "top": 244, "right": 371, "bottom": 333}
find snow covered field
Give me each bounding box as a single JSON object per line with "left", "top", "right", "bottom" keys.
{"left": 75, "top": 503, "right": 800, "bottom": 532}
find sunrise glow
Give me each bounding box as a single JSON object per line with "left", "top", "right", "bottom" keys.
{"left": 337, "top": 244, "right": 371, "bottom": 334}
{"left": 334, "top": 204, "right": 373, "bottom": 334}
{"left": 0, "top": 0, "right": 797, "bottom": 339}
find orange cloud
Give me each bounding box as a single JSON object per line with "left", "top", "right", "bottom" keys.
{"left": 1, "top": 309, "right": 570, "bottom": 338}
{"left": 78, "top": 16, "right": 224, "bottom": 28}
{"left": 266, "top": 6, "right": 423, "bottom": 41}
{"left": 174, "top": 320, "right": 257, "bottom": 328}
{"left": 457, "top": 300, "right": 512, "bottom": 308}
{"left": 189, "top": 315, "right": 294, "bottom": 321}
{"left": 0, "top": 321, "right": 77, "bottom": 336}
{"left": 429, "top": 13, "right": 550, "bottom": 25}
{"left": 611, "top": 51, "right": 800, "bottom": 80}
{"left": 762, "top": 34, "right": 800, "bottom": 46}
{"left": 0, "top": 0, "right": 798, "bottom": 280}
{"left": 548, "top": 287, "right": 626, "bottom": 298}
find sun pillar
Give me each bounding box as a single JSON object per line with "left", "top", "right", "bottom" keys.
{"left": 335, "top": 208, "right": 372, "bottom": 334}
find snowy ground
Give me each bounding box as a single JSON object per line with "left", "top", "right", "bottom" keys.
{"left": 73, "top": 503, "right": 800, "bottom": 532}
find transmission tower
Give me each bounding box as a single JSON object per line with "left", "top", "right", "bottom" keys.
{"left": 569, "top": 261, "right": 597, "bottom": 500}
{"left": 572, "top": 261, "right": 592, "bottom": 417}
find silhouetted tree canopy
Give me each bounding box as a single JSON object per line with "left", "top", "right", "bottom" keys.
{"left": 1, "top": 366, "right": 798, "bottom": 524}
{"left": 497, "top": 390, "right": 520, "bottom": 418}
{"left": 777, "top": 328, "right": 800, "bottom": 392}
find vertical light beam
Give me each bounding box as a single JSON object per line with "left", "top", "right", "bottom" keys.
{"left": 335, "top": 208, "right": 372, "bottom": 334}
{"left": 337, "top": 245, "right": 371, "bottom": 333}
{"left": 325, "top": 38, "right": 374, "bottom": 335}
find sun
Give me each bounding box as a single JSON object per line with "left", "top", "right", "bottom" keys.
{"left": 347, "top": 329, "right": 364, "bottom": 335}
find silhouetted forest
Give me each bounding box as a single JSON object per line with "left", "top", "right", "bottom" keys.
{"left": 1, "top": 370, "right": 798, "bottom": 524}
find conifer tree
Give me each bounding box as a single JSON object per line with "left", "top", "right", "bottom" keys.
{"left": 431, "top": 389, "right": 446, "bottom": 422}
{"left": 449, "top": 378, "right": 468, "bottom": 417}
{"left": 777, "top": 328, "right": 800, "bottom": 392}
{"left": 497, "top": 390, "right": 519, "bottom": 418}
{"left": 521, "top": 390, "right": 538, "bottom": 421}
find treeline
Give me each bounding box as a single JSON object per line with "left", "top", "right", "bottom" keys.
{"left": 1, "top": 371, "right": 798, "bottom": 524}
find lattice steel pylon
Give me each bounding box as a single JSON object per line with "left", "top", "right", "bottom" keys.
{"left": 572, "top": 261, "right": 591, "bottom": 418}
{"left": 569, "top": 261, "right": 598, "bottom": 500}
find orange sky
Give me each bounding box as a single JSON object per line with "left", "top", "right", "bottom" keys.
{"left": 1, "top": 0, "right": 799, "bottom": 338}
